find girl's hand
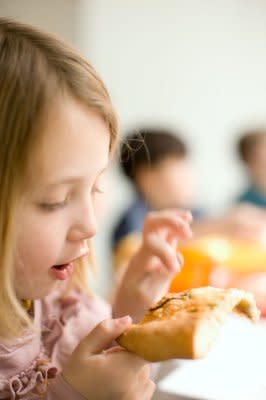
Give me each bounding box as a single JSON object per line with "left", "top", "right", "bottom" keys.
{"left": 62, "top": 316, "right": 155, "bottom": 400}
{"left": 113, "top": 209, "right": 193, "bottom": 321}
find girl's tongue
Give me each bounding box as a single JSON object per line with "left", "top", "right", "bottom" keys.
{"left": 50, "top": 263, "right": 74, "bottom": 280}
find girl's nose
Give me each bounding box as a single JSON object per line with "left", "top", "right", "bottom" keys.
{"left": 68, "top": 203, "right": 98, "bottom": 242}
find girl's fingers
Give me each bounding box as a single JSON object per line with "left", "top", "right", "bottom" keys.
{"left": 143, "top": 210, "right": 193, "bottom": 239}
{"left": 111, "top": 351, "right": 150, "bottom": 376}
{"left": 127, "top": 375, "right": 155, "bottom": 400}
{"left": 140, "top": 233, "right": 182, "bottom": 273}
{"left": 167, "top": 234, "right": 179, "bottom": 248}
{"left": 157, "top": 208, "right": 193, "bottom": 222}
{"left": 143, "top": 379, "right": 156, "bottom": 400}
{"left": 77, "top": 317, "right": 132, "bottom": 356}
{"left": 131, "top": 378, "right": 155, "bottom": 400}
{"left": 176, "top": 251, "right": 184, "bottom": 266}
{"left": 102, "top": 346, "right": 124, "bottom": 355}
{"left": 175, "top": 209, "right": 193, "bottom": 222}
{"left": 166, "top": 232, "right": 182, "bottom": 250}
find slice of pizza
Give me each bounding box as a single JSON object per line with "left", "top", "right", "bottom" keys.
{"left": 116, "top": 286, "right": 260, "bottom": 361}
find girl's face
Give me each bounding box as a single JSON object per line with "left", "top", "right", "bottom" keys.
{"left": 14, "top": 97, "right": 110, "bottom": 300}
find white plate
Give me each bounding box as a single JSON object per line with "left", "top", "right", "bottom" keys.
{"left": 157, "top": 316, "right": 266, "bottom": 400}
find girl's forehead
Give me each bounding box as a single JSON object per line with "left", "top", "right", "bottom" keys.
{"left": 30, "top": 97, "right": 111, "bottom": 186}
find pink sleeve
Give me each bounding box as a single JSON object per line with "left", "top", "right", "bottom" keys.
{"left": 42, "top": 290, "right": 111, "bottom": 368}
{"left": 0, "top": 291, "right": 111, "bottom": 399}
{"left": 0, "top": 371, "right": 86, "bottom": 400}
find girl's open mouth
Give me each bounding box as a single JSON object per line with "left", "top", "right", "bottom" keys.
{"left": 50, "top": 263, "right": 74, "bottom": 280}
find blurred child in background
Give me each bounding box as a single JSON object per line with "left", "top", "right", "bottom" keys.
{"left": 112, "top": 128, "right": 266, "bottom": 283}
{"left": 236, "top": 128, "right": 266, "bottom": 208}
{"left": 112, "top": 128, "right": 201, "bottom": 245}
{"left": 227, "top": 128, "right": 266, "bottom": 315}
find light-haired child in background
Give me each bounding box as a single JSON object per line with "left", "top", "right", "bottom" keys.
{"left": 0, "top": 19, "right": 193, "bottom": 399}
{"left": 236, "top": 128, "right": 266, "bottom": 208}
{"left": 229, "top": 129, "right": 266, "bottom": 314}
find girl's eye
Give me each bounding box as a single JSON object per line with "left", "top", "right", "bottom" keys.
{"left": 39, "top": 198, "right": 68, "bottom": 211}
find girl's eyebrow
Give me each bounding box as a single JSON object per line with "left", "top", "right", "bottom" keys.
{"left": 44, "top": 166, "right": 107, "bottom": 188}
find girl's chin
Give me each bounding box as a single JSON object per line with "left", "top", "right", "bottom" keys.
{"left": 17, "top": 280, "right": 60, "bottom": 301}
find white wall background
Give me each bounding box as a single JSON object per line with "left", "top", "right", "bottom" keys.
{"left": 77, "top": 0, "right": 266, "bottom": 208}
{"left": 1, "top": 0, "right": 266, "bottom": 295}
{"left": 0, "top": 0, "right": 78, "bottom": 46}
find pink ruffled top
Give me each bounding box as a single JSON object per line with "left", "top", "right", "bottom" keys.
{"left": 0, "top": 289, "right": 111, "bottom": 399}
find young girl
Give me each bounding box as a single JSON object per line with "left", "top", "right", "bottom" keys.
{"left": 0, "top": 18, "right": 192, "bottom": 399}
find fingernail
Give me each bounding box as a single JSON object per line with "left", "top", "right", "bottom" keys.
{"left": 117, "top": 315, "right": 132, "bottom": 325}
{"left": 104, "top": 346, "right": 123, "bottom": 355}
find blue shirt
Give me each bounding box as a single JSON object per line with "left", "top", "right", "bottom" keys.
{"left": 112, "top": 196, "right": 203, "bottom": 248}
{"left": 112, "top": 198, "right": 148, "bottom": 247}
{"left": 236, "top": 186, "right": 266, "bottom": 208}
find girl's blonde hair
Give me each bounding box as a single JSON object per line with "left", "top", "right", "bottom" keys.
{"left": 0, "top": 18, "right": 119, "bottom": 339}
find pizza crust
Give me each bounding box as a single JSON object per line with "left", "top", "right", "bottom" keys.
{"left": 116, "top": 286, "right": 260, "bottom": 361}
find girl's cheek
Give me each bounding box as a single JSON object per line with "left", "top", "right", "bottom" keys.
{"left": 94, "top": 195, "right": 108, "bottom": 222}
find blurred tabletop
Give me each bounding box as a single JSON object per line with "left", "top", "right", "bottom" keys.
{"left": 153, "top": 317, "right": 266, "bottom": 400}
